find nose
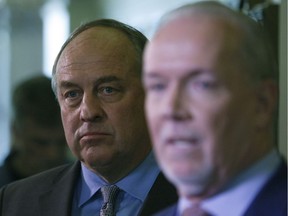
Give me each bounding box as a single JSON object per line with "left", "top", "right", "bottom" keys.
{"left": 80, "top": 93, "right": 105, "bottom": 122}
{"left": 162, "top": 84, "right": 191, "bottom": 121}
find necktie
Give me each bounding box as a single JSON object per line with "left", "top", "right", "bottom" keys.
{"left": 182, "top": 204, "right": 211, "bottom": 216}
{"left": 100, "top": 185, "right": 120, "bottom": 216}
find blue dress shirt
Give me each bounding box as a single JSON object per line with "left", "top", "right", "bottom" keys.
{"left": 72, "top": 152, "right": 160, "bottom": 216}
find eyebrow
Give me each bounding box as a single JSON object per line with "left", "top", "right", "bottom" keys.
{"left": 58, "top": 80, "right": 78, "bottom": 90}
{"left": 94, "top": 75, "right": 122, "bottom": 86}
{"left": 59, "top": 75, "right": 123, "bottom": 89}
{"left": 144, "top": 69, "right": 213, "bottom": 79}
{"left": 143, "top": 72, "right": 164, "bottom": 80}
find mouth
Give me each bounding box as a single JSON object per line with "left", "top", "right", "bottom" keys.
{"left": 167, "top": 137, "right": 200, "bottom": 146}
{"left": 158, "top": 124, "right": 202, "bottom": 148}
{"left": 80, "top": 132, "right": 111, "bottom": 141}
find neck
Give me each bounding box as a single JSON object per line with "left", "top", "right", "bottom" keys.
{"left": 90, "top": 148, "right": 151, "bottom": 183}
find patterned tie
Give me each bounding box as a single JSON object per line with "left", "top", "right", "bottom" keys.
{"left": 100, "top": 185, "right": 120, "bottom": 216}
{"left": 182, "top": 204, "right": 211, "bottom": 216}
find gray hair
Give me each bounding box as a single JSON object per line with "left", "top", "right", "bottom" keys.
{"left": 156, "top": 1, "right": 277, "bottom": 83}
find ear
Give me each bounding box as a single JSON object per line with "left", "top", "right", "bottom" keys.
{"left": 10, "top": 120, "right": 22, "bottom": 149}
{"left": 255, "top": 79, "right": 278, "bottom": 128}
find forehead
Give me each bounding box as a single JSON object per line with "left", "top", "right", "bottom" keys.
{"left": 56, "top": 27, "right": 137, "bottom": 72}
{"left": 144, "top": 16, "right": 239, "bottom": 73}
{"left": 151, "top": 16, "right": 236, "bottom": 53}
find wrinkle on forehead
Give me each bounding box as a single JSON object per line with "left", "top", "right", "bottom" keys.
{"left": 56, "top": 27, "right": 137, "bottom": 73}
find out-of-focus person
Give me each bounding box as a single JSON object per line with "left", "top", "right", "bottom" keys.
{"left": 143, "top": 1, "right": 287, "bottom": 216}
{"left": 0, "top": 75, "right": 69, "bottom": 187}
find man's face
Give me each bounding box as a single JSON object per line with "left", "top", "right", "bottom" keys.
{"left": 15, "top": 118, "right": 67, "bottom": 174}
{"left": 56, "top": 27, "right": 150, "bottom": 181}
{"left": 143, "top": 17, "right": 261, "bottom": 196}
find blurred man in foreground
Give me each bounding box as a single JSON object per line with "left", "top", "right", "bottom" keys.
{"left": 143, "top": 1, "right": 286, "bottom": 216}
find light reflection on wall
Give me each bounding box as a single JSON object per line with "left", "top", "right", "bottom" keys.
{"left": 41, "top": 0, "right": 69, "bottom": 77}
{"left": 0, "top": 6, "right": 10, "bottom": 165}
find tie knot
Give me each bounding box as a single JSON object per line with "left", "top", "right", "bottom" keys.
{"left": 101, "top": 185, "right": 120, "bottom": 204}
{"left": 182, "top": 204, "right": 211, "bottom": 216}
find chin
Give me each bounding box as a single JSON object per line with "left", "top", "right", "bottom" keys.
{"left": 161, "top": 162, "right": 213, "bottom": 196}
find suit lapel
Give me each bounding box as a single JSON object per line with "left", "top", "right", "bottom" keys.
{"left": 244, "top": 160, "right": 287, "bottom": 216}
{"left": 150, "top": 204, "right": 178, "bottom": 216}
{"left": 139, "top": 172, "right": 178, "bottom": 216}
{"left": 37, "top": 164, "right": 178, "bottom": 216}
{"left": 39, "top": 162, "right": 81, "bottom": 216}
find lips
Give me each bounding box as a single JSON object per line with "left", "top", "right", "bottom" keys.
{"left": 158, "top": 124, "right": 202, "bottom": 145}
{"left": 80, "top": 132, "right": 110, "bottom": 139}
{"left": 77, "top": 125, "right": 112, "bottom": 141}
{"left": 166, "top": 136, "right": 201, "bottom": 146}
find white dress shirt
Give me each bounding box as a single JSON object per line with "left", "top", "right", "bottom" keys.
{"left": 178, "top": 150, "right": 281, "bottom": 216}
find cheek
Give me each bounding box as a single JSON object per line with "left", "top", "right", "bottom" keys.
{"left": 204, "top": 103, "right": 250, "bottom": 170}
{"left": 198, "top": 105, "right": 231, "bottom": 155}
{"left": 145, "top": 100, "right": 161, "bottom": 139}
{"left": 110, "top": 96, "right": 146, "bottom": 136}
{"left": 61, "top": 111, "right": 70, "bottom": 134}
{"left": 61, "top": 109, "right": 77, "bottom": 147}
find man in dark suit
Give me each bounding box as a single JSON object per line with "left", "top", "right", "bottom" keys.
{"left": 143, "top": 1, "right": 287, "bottom": 216}
{"left": 0, "top": 19, "right": 177, "bottom": 216}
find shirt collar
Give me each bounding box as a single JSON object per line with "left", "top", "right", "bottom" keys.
{"left": 178, "top": 149, "right": 281, "bottom": 216}
{"left": 203, "top": 149, "right": 281, "bottom": 216}
{"left": 77, "top": 163, "right": 106, "bottom": 207}
{"left": 77, "top": 151, "right": 160, "bottom": 207}
{"left": 115, "top": 152, "right": 160, "bottom": 201}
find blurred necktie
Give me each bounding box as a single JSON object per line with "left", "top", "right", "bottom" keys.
{"left": 182, "top": 204, "right": 211, "bottom": 216}
{"left": 100, "top": 185, "right": 120, "bottom": 216}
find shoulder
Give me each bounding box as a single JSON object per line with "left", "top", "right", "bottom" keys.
{"left": 245, "top": 160, "right": 287, "bottom": 216}
{"left": 139, "top": 172, "right": 178, "bottom": 215}
{"left": 259, "top": 159, "right": 287, "bottom": 200}
{"left": 0, "top": 153, "right": 18, "bottom": 187}
{"left": 0, "top": 164, "right": 15, "bottom": 188}
{"left": 152, "top": 203, "right": 178, "bottom": 216}
{"left": 0, "top": 162, "right": 79, "bottom": 196}
{"left": 0, "top": 162, "right": 80, "bottom": 216}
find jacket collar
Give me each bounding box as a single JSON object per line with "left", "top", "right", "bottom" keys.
{"left": 39, "top": 161, "right": 81, "bottom": 216}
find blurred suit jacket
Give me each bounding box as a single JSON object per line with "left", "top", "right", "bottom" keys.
{"left": 0, "top": 161, "right": 177, "bottom": 216}
{"left": 153, "top": 161, "right": 287, "bottom": 216}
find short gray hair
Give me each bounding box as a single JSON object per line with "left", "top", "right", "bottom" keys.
{"left": 156, "top": 1, "right": 277, "bottom": 83}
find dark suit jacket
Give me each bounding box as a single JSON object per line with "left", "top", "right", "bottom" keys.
{"left": 0, "top": 152, "right": 19, "bottom": 188}
{"left": 153, "top": 161, "right": 287, "bottom": 216}
{"left": 0, "top": 161, "right": 178, "bottom": 216}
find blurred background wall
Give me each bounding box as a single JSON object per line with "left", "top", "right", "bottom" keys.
{"left": 0, "top": 0, "right": 286, "bottom": 164}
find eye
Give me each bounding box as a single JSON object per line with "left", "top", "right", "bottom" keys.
{"left": 31, "top": 138, "right": 50, "bottom": 147}
{"left": 96, "top": 85, "right": 123, "bottom": 102}
{"left": 97, "top": 86, "right": 121, "bottom": 97}
{"left": 194, "top": 80, "right": 218, "bottom": 90}
{"left": 62, "top": 89, "right": 83, "bottom": 106}
{"left": 100, "top": 87, "right": 115, "bottom": 94}
{"left": 191, "top": 74, "right": 220, "bottom": 92}
{"left": 152, "top": 83, "right": 166, "bottom": 91}
{"left": 64, "top": 90, "right": 81, "bottom": 99}
{"left": 145, "top": 81, "right": 166, "bottom": 92}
